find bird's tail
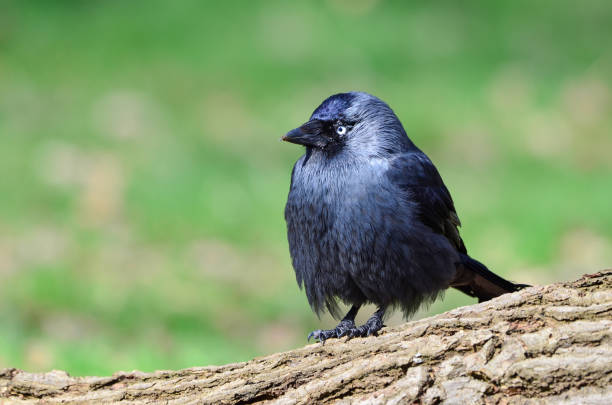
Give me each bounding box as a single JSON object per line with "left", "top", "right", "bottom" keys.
{"left": 451, "top": 254, "right": 530, "bottom": 302}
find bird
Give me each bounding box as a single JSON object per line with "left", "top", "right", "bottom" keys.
{"left": 282, "top": 91, "right": 528, "bottom": 343}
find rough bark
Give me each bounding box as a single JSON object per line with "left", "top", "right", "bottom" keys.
{"left": 1, "top": 271, "right": 611, "bottom": 404}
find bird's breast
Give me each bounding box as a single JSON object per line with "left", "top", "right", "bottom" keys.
{"left": 286, "top": 158, "right": 396, "bottom": 260}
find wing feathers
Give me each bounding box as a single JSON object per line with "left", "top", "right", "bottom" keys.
{"left": 387, "top": 152, "right": 466, "bottom": 252}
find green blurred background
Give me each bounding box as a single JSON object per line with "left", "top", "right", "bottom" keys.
{"left": 1, "top": 0, "right": 611, "bottom": 376}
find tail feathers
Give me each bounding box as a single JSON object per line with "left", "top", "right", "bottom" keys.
{"left": 451, "top": 254, "right": 529, "bottom": 302}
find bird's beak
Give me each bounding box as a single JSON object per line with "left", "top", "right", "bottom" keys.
{"left": 282, "top": 121, "right": 327, "bottom": 148}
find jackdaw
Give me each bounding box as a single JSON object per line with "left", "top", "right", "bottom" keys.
{"left": 283, "top": 92, "right": 527, "bottom": 342}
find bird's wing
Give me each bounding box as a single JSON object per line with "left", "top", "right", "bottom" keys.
{"left": 387, "top": 152, "right": 466, "bottom": 253}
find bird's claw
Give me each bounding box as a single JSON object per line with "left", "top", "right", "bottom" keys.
{"left": 307, "top": 329, "right": 336, "bottom": 343}
{"left": 346, "top": 318, "right": 384, "bottom": 340}
{"left": 308, "top": 318, "right": 384, "bottom": 342}
{"left": 307, "top": 319, "right": 356, "bottom": 343}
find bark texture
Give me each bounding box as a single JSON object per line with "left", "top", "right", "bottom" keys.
{"left": 1, "top": 271, "right": 611, "bottom": 404}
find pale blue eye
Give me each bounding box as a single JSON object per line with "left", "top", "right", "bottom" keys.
{"left": 336, "top": 126, "right": 347, "bottom": 135}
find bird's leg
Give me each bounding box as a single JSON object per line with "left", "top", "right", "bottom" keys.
{"left": 347, "top": 306, "right": 386, "bottom": 338}
{"left": 307, "top": 305, "right": 360, "bottom": 343}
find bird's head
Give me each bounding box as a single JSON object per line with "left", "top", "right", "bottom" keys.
{"left": 282, "top": 92, "right": 414, "bottom": 156}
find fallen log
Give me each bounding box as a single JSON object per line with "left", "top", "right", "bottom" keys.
{"left": 1, "top": 270, "right": 611, "bottom": 404}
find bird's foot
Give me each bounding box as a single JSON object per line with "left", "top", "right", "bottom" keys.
{"left": 346, "top": 316, "right": 384, "bottom": 339}
{"left": 307, "top": 319, "right": 356, "bottom": 343}
{"left": 307, "top": 316, "right": 385, "bottom": 343}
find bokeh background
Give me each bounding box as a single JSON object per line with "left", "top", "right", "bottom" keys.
{"left": 1, "top": 0, "right": 611, "bottom": 376}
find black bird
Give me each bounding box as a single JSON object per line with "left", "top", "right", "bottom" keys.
{"left": 283, "top": 92, "right": 527, "bottom": 342}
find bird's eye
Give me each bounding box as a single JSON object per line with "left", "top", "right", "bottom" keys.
{"left": 336, "top": 125, "right": 347, "bottom": 136}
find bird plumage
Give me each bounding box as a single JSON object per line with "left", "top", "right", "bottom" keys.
{"left": 283, "top": 92, "right": 526, "bottom": 341}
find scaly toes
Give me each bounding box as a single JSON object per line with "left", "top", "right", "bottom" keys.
{"left": 307, "top": 328, "right": 337, "bottom": 343}
{"left": 335, "top": 320, "right": 356, "bottom": 337}
{"left": 309, "top": 319, "right": 358, "bottom": 342}
{"left": 345, "top": 320, "right": 385, "bottom": 339}
{"left": 308, "top": 319, "right": 384, "bottom": 342}
{"left": 365, "top": 319, "right": 384, "bottom": 336}
{"left": 365, "top": 324, "right": 381, "bottom": 336}
{"left": 346, "top": 325, "right": 367, "bottom": 339}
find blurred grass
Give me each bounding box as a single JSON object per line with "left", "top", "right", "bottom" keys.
{"left": 1, "top": 0, "right": 611, "bottom": 375}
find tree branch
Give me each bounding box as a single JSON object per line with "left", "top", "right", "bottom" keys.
{"left": 2, "top": 271, "right": 611, "bottom": 404}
